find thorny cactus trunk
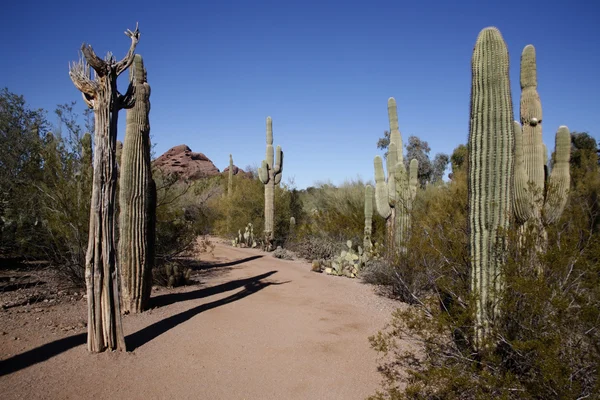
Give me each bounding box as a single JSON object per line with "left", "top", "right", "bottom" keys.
{"left": 258, "top": 117, "right": 283, "bottom": 251}
{"left": 513, "top": 45, "right": 571, "bottom": 258}
{"left": 119, "top": 54, "right": 155, "bottom": 314}
{"left": 364, "top": 184, "right": 373, "bottom": 252}
{"left": 373, "top": 98, "right": 418, "bottom": 256}
{"left": 468, "top": 27, "right": 514, "bottom": 349}
{"left": 227, "top": 154, "right": 234, "bottom": 234}
{"left": 228, "top": 154, "right": 234, "bottom": 197}
{"left": 68, "top": 24, "right": 140, "bottom": 352}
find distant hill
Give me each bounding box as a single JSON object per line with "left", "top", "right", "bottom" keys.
{"left": 153, "top": 144, "right": 251, "bottom": 180}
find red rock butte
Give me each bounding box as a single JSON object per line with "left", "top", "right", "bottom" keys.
{"left": 153, "top": 144, "right": 251, "bottom": 180}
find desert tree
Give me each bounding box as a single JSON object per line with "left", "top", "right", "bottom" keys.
{"left": 68, "top": 24, "right": 140, "bottom": 352}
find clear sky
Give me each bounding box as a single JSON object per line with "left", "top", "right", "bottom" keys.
{"left": 2, "top": 0, "right": 598, "bottom": 189}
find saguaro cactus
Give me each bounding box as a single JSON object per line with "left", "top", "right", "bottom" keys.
{"left": 513, "top": 45, "right": 570, "bottom": 251}
{"left": 373, "top": 98, "right": 418, "bottom": 255}
{"left": 69, "top": 24, "right": 140, "bottom": 352}
{"left": 468, "top": 27, "right": 514, "bottom": 348}
{"left": 258, "top": 117, "right": 283, "bottom": 251}
{"left": 119, "top": 54, "right": 156, "bottom": 314}
{"left": 228, "top": 154, "right": 234, "bottom": 197}
{"left": 363, "top": 184, "right": 374, "bottom": 252}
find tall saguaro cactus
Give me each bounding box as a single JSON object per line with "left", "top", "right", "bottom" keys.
{"left": 228, "top": 154, "right": 234, "bottom": 198}
{"left": 373, "top": 98, "right": 418, "bottom": 255}
{"left": 119, "top": 54, "right": 156, "bottom": 314}
{"left": 513, "top": 45, "right": 570, "bottom": 251}
{"left": 364, "top": 184, "right": 373, "bottom": 252}
{"left": 68, "top": 24, "right": 140, "bottom": 352}
{"left": 468, "top": 27, "right": 514, "bottom": 348}
{"left": 258, "top": 117, "right": 283, "bottom": 251}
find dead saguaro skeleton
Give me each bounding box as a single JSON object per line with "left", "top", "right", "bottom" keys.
{"left": 68, "top": 24, "right": 140, "bottom": 352}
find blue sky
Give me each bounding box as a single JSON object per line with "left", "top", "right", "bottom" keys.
{"left": 2, "top": 0, "right": 598, "bottom": 189}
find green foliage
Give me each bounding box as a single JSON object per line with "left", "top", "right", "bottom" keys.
{"left": 0, "top": 90, "right": 94, "bottom": 284}
{"left": 152, "top": 170, "right": 220, "bottom": 275}
{"left": 0, "top": 88, "right": 48, "bottom": 256}
{"left": 450, "top": 143, "right": 468, "bottom": 177}
{"left": 299, "top": 179, "right": 385, "bottom": 245}
{"left": 212, "top": 171, "right": 299, "bottom": 249}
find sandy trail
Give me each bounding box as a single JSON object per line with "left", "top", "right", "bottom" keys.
{"left": 0, "top": 239, "right": 401, "bottom": 399}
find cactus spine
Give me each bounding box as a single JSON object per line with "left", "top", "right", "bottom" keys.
{"left": 468, "top": 27, "right": 514, "bottom": 348}
{"left": 118, "top": 54, "right": 156, "bottom": 314}
{"left": 364, "top": 184, "right": 373, "bottom": 252}
{"left": 258, "top": 117, "right": 283, "bottom": 251}
{"left": 513, "top": 45, "right": 570, "bottom": 252}
{"left": 373, "top": 98, "right": 418, "bottom": 255}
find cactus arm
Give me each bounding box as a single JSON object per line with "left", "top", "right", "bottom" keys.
{"left": 258, "top": 160, "right": 269, "bottom": 183}
{"left": 374, "top": 156, "right": 392, "bottom": 219}
{"left": 394, "top": 161, "right": 411, "bottom": 248}
{"left": 520, "top": 45, "right": 545, "bottom": 197}
{"left": 387, "top": 142, "right": 397, "bottom": 205}
{"left": 409, "top": 158, "right": 418, "bottom": 201}
{"left": 542, "top": 126, "right": 571, "bottom": 224}
{"left": 513, "top": 121, "right": 534, "bottom": 224}
{"left": 274, "top": 145, "right": 283, "bottom": 174}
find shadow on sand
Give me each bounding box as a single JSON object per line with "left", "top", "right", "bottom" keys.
{"left": 0, "top": 270, "right": 282, "bottom": 377}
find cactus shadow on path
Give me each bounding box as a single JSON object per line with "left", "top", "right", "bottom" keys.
{"left": 189, "top": 255, "right": 263, "bottom": 270}
{"left": 0, "top": 271, "right": 282, "bottom": 376}
{"left": 149, "top": 270, "right": 276, "bottom": 309}
{"left": 127, "top": 276, "right": 287, "bottom": 351}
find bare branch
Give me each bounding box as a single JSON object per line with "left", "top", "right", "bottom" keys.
{"left": 115, "top": 23, "right": 140, "bottom": 76}
{"left": 117, "top": 82, "right": 136, "bottom": 110}
{"left": 69, "top": 57, "right": 99, "bottom": 98}
{"left": 81, "top": 43, "right": 108, "bottom": 76}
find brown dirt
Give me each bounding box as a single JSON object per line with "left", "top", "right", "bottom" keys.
{"left": 0, "top": 238, "right": 404, "bottom": 399}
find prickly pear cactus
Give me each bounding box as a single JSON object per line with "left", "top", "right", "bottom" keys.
{"left": 325, "top": 240, "right": 363, "bottom": 278}
{"left": 373, "top": 98, "right": 419, "bottom": 255}
{"left": 258, "top": 117, "right": 283, "bottom": 251}
{"left": 468, "top": 27, "right": 514, "bottom": 348}
{"left": 165, "top": 262, "right": 192, "bottom": 288}
{"left": 513, "top": 44, "right": 571, "bottom": 252}
{"left": 232, "top": 223, "right": 257, "bottom": 248}
{"left": 118, "top": 54, "right": 156, "bottom": 314}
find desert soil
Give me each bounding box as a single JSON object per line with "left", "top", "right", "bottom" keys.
{"left": 0, "top": 237, "right": 403, "bottom": 400}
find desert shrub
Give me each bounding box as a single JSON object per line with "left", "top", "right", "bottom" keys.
{"left": 361, "top": 170, "right": 468, "bottom": 302}
{"left": 0, "top": 94, "right": 94, "bottom": 285}
{"left": 272, "top": 246, "right": 295, "bottom": 260}
{"left": 291, "top": 235, "right": 343, "bottom": 260}
{"left": 368, "top": 165, "right": 600, "bottom": 398}
{"left": 292, "top": 179, "right": 386, "bottom": 260}
{"left": 211, "top": 172, "right": 300, "bottom": 249}
{"left": 153, "top": 171, "right": 216, "bottom": 267}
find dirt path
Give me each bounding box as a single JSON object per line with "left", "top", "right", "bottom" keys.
{"left": 1, "top": 238, "right": 402, "bottom": 399}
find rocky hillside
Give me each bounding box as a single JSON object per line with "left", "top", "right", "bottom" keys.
{"left": 153, "top": 144, "right": 251, "bottom": 180}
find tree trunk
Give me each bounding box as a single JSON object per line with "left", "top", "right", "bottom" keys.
{"left": 69, "top": 24, "right": 140, "bottom": 352}
{"left": 85, "top": 83, "right": 125, "bottom": 351}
